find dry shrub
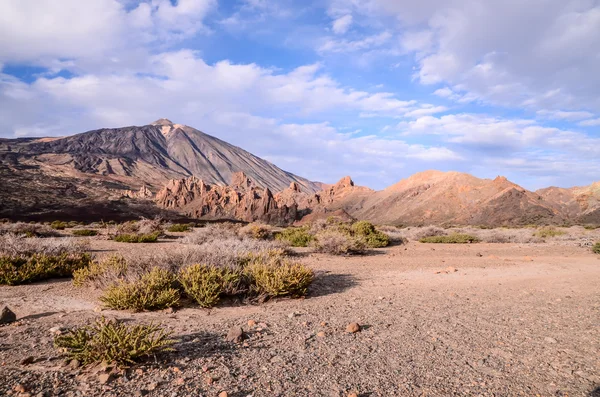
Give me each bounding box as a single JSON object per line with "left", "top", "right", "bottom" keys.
{"left": 73, "top": 255, "right": 128, "bottom": 289}
{"left": 534, "top": 226, "right": 566, "bottom": 238}
{"left": 0, "top": 222, "right": 61, "bottom": 238}
{"left": 180, "top": 223, "right": 239, "bottom": 245}
{"left": 0, "top": 236, "right": 93, "bottom": 285}
{"left": 593, "top": 242, "right": 600, "bottom": 254}
{"left": 54, "top": 317, "right": 175, "bottom": 367}
{"left": 0, "top": 234, "right": 89, "bottom": 257}
{"left": 414, "top": 226, "right": 447, "bottom": 239}
{"left": 419, "top": 234, "right": 480, "bottom": 244}
{"left": 246, "top": 260, "right": 313, "bottom": 300}
{"left": 72, "top": 229, "right": 98, "bottom": 237}
{"left": 238, "top": 223, "right": 273, "bottom": 240}
{"left": 166, "top": 223, "right": 193, "bottom": 233}
{"left": 376, "top": 226, "right": 407, "bottom": 245}
{"left": 114, "top": 232, "right": 160, "bottom": 243}
{"left": 179, "top": 264, "right": 244, "bottom": 308}
{"left": 311, "top": 229, "right": 367, "bottom": 255}
{"left": 51, "top": 221, "right": 68, "bottom": 230}
{"left": 100, "top": 268, "right": 180, "bottom": 311}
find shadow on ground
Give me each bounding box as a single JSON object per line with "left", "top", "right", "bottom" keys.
{"left": 308, "top": 271, "right": 358, "bottom": 298}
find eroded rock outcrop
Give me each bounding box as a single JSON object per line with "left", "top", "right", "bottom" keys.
{"left": 155, "top": 172, "right": 300, "bottom": 225}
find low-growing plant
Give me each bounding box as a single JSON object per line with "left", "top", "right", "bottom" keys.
{"left": 51, "top": 221, "right": 68, "bottom": 230}
{"left": 180, "top": 223, "right": 239, "bottom": 245}
{"left": 73, "top": 255, "right": 128, "bottom": 288}
{"left": 54, "top": 317, "right": 175, "bottom": 367}
{"left": 593, "top": 242, "right": 600, "bottom": 254}
{"left": 534, "top": 227, "right": 566, "bottom": 238}
{"left": 584, "top": 225, "right": 599, "bottom": 230}
{"left": 311, "top": 230, "right": 367, "bottom": 255}
{"left": 352, "top": 221, "right": 390, "bottom": 248}
{"left": 179, "top": 264, "right": 244, "bottom": 308}
{"left": 0, "top": 253, "right": 93, "bottom": 285}
{"left": 167, "top": 223, "right": 192, "bottom": 233}
{"left": 114, "top": 232, "right": 160, "bottom": 243}
{"left": 72, "top": 229, "right": 98, "bottom": 237}
{"left": 99, "top": 268, "right": 180, "bottom": 311}
{"left": 419, "top": 234, "right": 480, "bottom": 244}
{"left": 238, "top": 223, "right": 273, "bottom": 240}
{"left": 0, "top": 222, "right": 61, "bottom": 238}
{"left": 245, "top": 260, "right": 314, "bottom": 300}
{"left": 276, "top": 227, "right": 313, "bottom": 247}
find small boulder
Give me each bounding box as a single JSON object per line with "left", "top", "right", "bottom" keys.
{"left": 345, "top": 322, "right": 361, "bottom": 333}
{"left": 247, "top": 319, "right": 256, "bottom": 327}
{"left": 14, "top": 384, "right": 27, "bottom": 393}
{"left": 218, "top": 392, "right": 228, "bottom": 397}
{"left": 0, "top": 306, "right": 17, "bottom": 324}
{"left": 225, "top": 326, "right": 245, "bottom": 343}
{"left": 20, "top": 356, "right": 35, "bottom": 366}
{"left": 317, "top": 331, "right": 326, "bottom": 338}
{"left": 98, "top": 373, "right": 112, "bottom": 384}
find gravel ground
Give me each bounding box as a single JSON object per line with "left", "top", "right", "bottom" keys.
{"left": 1, "top": 240, "right": 599, "bottom": 397}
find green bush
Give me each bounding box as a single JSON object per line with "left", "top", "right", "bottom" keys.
{"left": 167, "top": 224, "right": 192, "bottom": 233}
{"left": 73, "top": 255, "right": 128, "bottom": 288}
{"left": 99, "top": 268, "right": 180, "bottom": 311}
{"left": 179, "top": 264, "right": 244, "bottom": 308}
{"left": 419, "top": 234, "right": 480, "bottom": 244}
{"left": 113, "top": 232, "right": 160, "bottom": 243}
{"left": 584, "top": 225, "right": 599, "bottom": 230}
{"left": 50, "top": 221, "right": 68, "bottom": 230}
{"left": 0, "top": 253, "right": 92, "bottom": 285}
{"left": 246, "top": 260, "right": 313, "bottom": 299}
{"left": 533, "top": 227, "right": 566, "bottom": 238}
{"left": 276, "top": 227, "right": 314, "bottom": 247}
{"left": 72, "top": 229, "right": 98, "bottom": 237}
{"left": 352, "top": 221, "right": 390, "bottom": 248}
{"left": 593, "top": 242, "right": 600, "bottom": 254}
{"left": 54, "top": 317, "right": 175, "bottom": 367}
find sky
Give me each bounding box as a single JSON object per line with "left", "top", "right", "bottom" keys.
{"left": 1, "top": 0, "right": 599, "bottom": 190}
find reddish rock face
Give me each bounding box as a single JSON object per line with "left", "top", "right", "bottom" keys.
{"left": 155, "top": 172, "right": 300, "bottom": 225}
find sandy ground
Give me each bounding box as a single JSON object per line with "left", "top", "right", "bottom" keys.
{"left": 1, "top": 240, "right": 599, "bottom": 397}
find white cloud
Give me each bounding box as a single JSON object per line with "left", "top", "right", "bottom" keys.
{"left": 536, "top": 110, "right": 594, "bottom": 121}
{"left": 0, "top": 0, "right": 216, "bottom": 65}
{"left": 318, "top": 31, "right": 392, "bottom": 53}
{"left": 331, "top": 0, "right": 600, "bottom": 113}
{"left": 332, "top": 14, "right": 353, "bottom": 34}
{"left": 578, "top": 118, "right": 600, "bottom": 127}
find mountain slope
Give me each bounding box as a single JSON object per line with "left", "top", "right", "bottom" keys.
{"left": 316, "top": 171, "right": 565, "bottom": 226}
{"left": 3, "top": 119, "right": 319, "bottom": 193}
{"left": 537, "top": 182, "right": 600, "bottom": 223}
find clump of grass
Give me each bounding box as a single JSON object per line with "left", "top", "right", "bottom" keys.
{"left": 311, "top": 229, "right": 367, "bottom": 255}
{"left": 72, "top": 229, "right": 98, "bottom": 237}
{"left": 73, "top": 255, "right": 128, "bottom": 288}
{"left": 419, "top": 234, "right": 480, "bottom": 244}
{"left": 351, "top": 221, "right": 390, "bottom": 248}
{"left": 276, "top": 227, "right": 313, "bottom": 247}
{"left": 180, "top": 223, "right": 239, "bottom": 245}
{"left": 534, "top": 227, "right": 566, "bottom": 238}
{"left": 54, "top": 317, "right": 175, "bottom": 367}
{"left": 114, "top": 232, "right": 160, "bottom": 243}
{"left": 593, "top": 242, "right": 600, "bottom": 254}
{"left": 0, "top": 253, "right": 93, "bottom": 285}
{"left": 238, "top": 223, "right": 273, "bottom": 240}
{"left": 99, "top": 268, "right": 180, "bottom": 311}
{"left": 167, "top": 223, "right": 192, "bottom": 233}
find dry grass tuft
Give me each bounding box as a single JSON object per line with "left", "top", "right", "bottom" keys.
{"left": 238, "top": 223, "right": 273, "bottom": 240}
{"left": 311, "top": 229, "right": 367, "bottom": 255}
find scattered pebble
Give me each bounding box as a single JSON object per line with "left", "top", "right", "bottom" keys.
{"left": 226, "top": 326, "right": 245, "bottom": 343}
{"left": 346, "top": 323, "right": 361, "bottom": 333}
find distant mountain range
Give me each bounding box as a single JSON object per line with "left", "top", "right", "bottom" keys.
{"left": 0, "top": 119, "right": 598, "bottom": 225}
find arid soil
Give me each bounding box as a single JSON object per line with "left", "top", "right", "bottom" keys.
{"left": 1, "top": 240, "right": 599, "bottom": 397}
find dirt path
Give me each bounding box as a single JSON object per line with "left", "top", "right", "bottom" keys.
{"left": 1, "top": 242, "right": 599, "bottom": 396}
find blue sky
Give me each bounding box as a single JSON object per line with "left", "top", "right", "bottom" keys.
{"left": 1, "top": 0, "right": 599, "bottom": 190}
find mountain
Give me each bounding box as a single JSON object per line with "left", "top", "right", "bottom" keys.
{"left": 301, "top": 171, "right": 568, "bottom": 227}
{"left": 0, "top": 119, "right": 319, "bottom": 220}
{"left": 537, "top": 182, "right": 600, "bottom": 224}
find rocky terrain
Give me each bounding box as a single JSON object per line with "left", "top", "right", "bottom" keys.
{"left": 1, "top": 120, "right": 600, "bottom": 226}
{"left": 1, "top": 238, "right": 599, "bottom": 396}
